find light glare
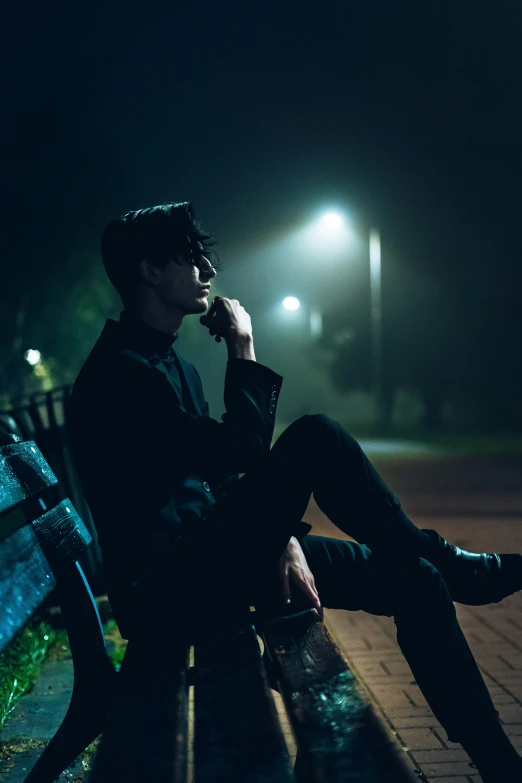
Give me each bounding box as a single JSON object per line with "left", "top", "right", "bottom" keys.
{"left": 25, "top": 349, "right": 41, "bottom": 366}
{"left": 323, "top": 212, "right": 343, "bottom": 228}
{"left": 283, "top": 296, "right": 300, "bottom": 311}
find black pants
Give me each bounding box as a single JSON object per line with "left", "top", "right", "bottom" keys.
{"left": 163, "top": 415, "right": 500, "bottom": 743}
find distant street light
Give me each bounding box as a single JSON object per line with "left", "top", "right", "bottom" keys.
{"left": 323, "top": 212, "right": 343, "bottom": 228}
{"left": 24, "top": 349, "right": 41, "bottom": 366}
{"left": 283, "top": 296, "right": 300, "bottom": 311}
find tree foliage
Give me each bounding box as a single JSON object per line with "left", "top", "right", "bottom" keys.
{"left": 0, "top": 250, "right": 120, "bottom": 405}
{"left": 323, "top": 281, "right": 522, "bottom": 432}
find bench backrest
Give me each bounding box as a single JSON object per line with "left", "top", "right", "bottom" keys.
{"left": 0, "top": 436, "right": 105, "bottom": 664}
{"left": 0, "top": 387, "right": 103, "bottom": 588}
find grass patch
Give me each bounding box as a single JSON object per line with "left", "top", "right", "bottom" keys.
{"left": 0, "top": 621, "right": 56, "bottom": 728}
{"left": 0, "top": 613, "right": 128, "bottom": 732}
{"left": 103, "top": 618, "right": 128, "bottom": 668}
{"left": 275, "top": 421, "right": 522, "bottom": 460}
{"left": 0, "top": 612, "right": 127, "bottom": 782}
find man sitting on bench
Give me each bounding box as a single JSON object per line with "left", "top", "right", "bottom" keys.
{"left": 68, "top": 201, "right": 522, "bottom": 783}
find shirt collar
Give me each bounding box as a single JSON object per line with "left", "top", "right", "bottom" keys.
{"left": 118, "top": 309, "right": 179, "bottom": 359}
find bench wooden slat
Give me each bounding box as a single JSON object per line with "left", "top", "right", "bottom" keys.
{"left": 0, "top": 441, "right": 58, "bottom": 516}
{"left": 32, "top": 498, "right": 92, "bottom": 561}
{"left": 263, "top": 609, "right": 417, "bottom": 783}
{"left": 195, "top": 624, "right": 294, "bottom": 783}
{"left": 0, "top": 525, "right": 56, "bottom": 654}
{"left": 89, "top": 637, "right": 190, "bottom": 783}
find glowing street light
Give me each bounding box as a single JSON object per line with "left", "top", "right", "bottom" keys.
{"left": 323, "top": 212, "right": 343, "bottom": 228}
{"left": 283, "top": 296, "right": 300, "bottom": 311}
{"left": 24, "top": 349, "right": 41, "bottom": 366}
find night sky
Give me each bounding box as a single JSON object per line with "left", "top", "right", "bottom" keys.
{"left": 8, "top": 1, "right": 522, "bottom": 419}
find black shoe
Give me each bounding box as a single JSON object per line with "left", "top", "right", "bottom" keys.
{"left": 477, "top": 760, "right": 522, "bottom": 783}
{"left": 460, "top": 721, "right": 522, "bottom": 782}
{"left": 421, "top": 528, "right": 522, "bottom": 605}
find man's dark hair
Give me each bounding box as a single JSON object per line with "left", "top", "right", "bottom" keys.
{"left": 101, "top": 201, "right": 218, "bottom": 303}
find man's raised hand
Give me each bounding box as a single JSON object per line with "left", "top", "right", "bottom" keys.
{"left": 200, "top": 296, "right": 253, "bottom": 345}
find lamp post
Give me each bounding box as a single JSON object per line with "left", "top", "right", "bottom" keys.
{"left": 369, "top": 228, "right": 383, "bottom": 423}
{"left": 322, "top": 213, "right": 383, "bottom": 424}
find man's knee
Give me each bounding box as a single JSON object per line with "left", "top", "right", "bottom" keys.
{"left": 288, "top": 413, "right": 345, "bottom": 444}
{"left": 404, "top": 555, "right": 448, "bottom": 587}
{"left": 296, "top": 413, "right": 337, "bottom": 429}
{"left": 278, "top": 414, "right": 367, "bottom": 477}
{"left": 390, "top": 555, "right": 454, "bottom": 612}
{"left": 276, "top": 414, "right": 337, "bottom": 451}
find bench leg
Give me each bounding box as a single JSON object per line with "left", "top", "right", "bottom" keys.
{"left": 25, "top": 559, "right": 118, "bottom": 783}
{"left": 24, "top": 667, "right": 117, "bottom": 783}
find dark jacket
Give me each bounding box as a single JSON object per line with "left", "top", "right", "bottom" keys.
{"left": 68, "top": 312, "right": 310, "bottom": 630}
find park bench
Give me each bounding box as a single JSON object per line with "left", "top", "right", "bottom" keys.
{"left": 0, "top": 385, "right": 103, "bottom": 589}
{"left": 0, "top": 434, "right": 418, "bottom": 782}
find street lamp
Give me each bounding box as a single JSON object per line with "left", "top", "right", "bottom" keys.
{"left": 24, "top": 349, "right": 41, "bottom": 366}
{"left": 322, "top": 213, "right": 383, "bottom": 421}
{"left": 283, "top": 296, "right": 300, "bottom": 311}
{"left": 323, "top": 212, "right": 343, "bottom": 228}
{"left": 282, "top": 296, "right": 324, "bottom": 338}
{"left": 369, "top": 228, "right": 382, "bottom": 420}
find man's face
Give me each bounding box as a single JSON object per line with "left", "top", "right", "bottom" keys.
{"left": 154, "top": 241, "right": 216, "bottom": 315}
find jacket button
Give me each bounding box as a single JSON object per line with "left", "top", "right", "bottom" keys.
{"left": 202, "top": 482, "right": 211, "bottom": 492}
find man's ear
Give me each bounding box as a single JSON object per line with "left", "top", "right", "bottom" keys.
{"left": 138, "top": 257, "right": 161, "bottom": 286}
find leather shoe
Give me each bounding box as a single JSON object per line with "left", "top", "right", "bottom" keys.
{"left": 421, "top": 528, "right": 522, "bottom": 605}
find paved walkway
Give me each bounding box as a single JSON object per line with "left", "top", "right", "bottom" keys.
{"left": 0, "top": 657, "right": 85, "bottom": 782}
{"left": 308, "top": 504, "right": 522, "bottom": 782}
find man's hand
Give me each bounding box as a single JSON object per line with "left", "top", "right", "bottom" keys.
{"left": 199, "top": 296, "right": 253, "bottom": 344}
{"left": 277, "top": 536, "right": 321, "bottom": 612}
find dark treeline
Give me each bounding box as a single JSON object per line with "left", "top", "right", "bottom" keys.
{"left": 5, "top": 1, "right": 522, "bottom": 429}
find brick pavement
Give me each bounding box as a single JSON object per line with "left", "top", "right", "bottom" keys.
{"left": 307, "top": 505, "right": 522, "bottom": 783}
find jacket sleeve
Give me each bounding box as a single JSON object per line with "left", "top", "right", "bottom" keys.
{"left": 99, "top": 355, "right": 283, "bottom": 478}
{"left": 188, "top": 360, "right": 312, "bottom": 541}
{"left": 292, "top": 521, "right": 313, "bottom": 541}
